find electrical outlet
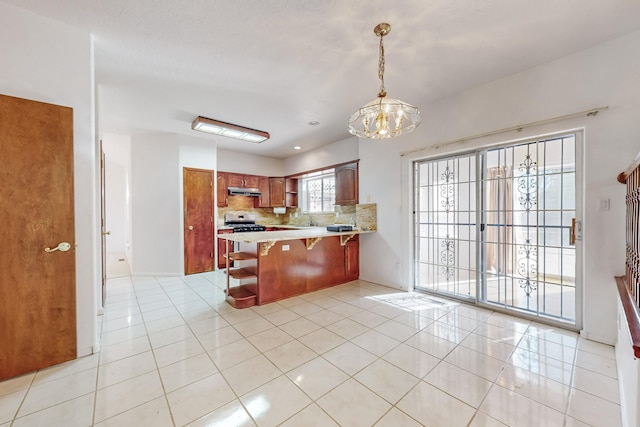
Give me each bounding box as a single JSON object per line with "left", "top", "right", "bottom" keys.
{"left": 282, "top": 245, "right": 290, "bottom": 251}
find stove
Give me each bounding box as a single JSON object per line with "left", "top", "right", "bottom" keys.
{"left": 224, "top": 213, "right": 267, "bottom": 233}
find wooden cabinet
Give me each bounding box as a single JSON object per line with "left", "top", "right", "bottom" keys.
{"left": 217, "top": 172, "right": 228, "bottom": 207}
{"left": 255, "top": 176, "right": 270, "bottom": 207}
{"left": 344, "top": 236, "right": 359, "bottom": 281}
{"left": 217, "top": 229, "right": 234, "bottom": 268}
{"left": 335, "top": 162, "right": 359, "bottom": 205}
{"left": 269, "top": 177, "right": 285, "bottom": 207}
{"left": 257, "top": 234, "right": 360, "bottom": 303}
{"left": 285, "top": 178, "right": 298, "bottom": 207}
{"left": 228, "top": 173, "right": 259, "bottom": 189}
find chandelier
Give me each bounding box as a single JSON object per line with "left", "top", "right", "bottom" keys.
{"left": 348, "top": 23, "right": 421, "bottom": 139}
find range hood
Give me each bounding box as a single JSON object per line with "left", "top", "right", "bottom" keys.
{"left": 228, "top": 186, "right": 261, "bottom": 196}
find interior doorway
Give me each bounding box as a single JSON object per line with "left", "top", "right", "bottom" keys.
{"left": 101, "top": 135, "right": 133, "bottom": 280}
{"left": 414, "top": 132, "right": 582, "bottom": 327}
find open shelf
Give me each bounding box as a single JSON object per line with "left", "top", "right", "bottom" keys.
{"left": 226, "top": 285, "right": 257, "bottom": 309}
{"left": 226, "top": 267, "right": 257, "bottom": 280}
{"left": 224, "top": 240, "right": 259, "bottom": 309}
{"left": 226, "top": 252, "right": 257, "bottom": 261}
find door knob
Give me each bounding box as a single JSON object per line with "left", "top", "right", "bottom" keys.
{"left": 45, "top": 242, "right": 72, "bottom": 253}
{"left": 102, "top": 231, "right": 111, "bottom": 235}
{"left": 188, "top": 226, "right": 194, "bottom": 230}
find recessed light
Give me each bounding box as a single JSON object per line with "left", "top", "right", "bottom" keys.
{"left": 308, "top": 121, "right": 320, "bottom": 126}
{"left": 293, "top": 146, "right": 302, "bottom": 150}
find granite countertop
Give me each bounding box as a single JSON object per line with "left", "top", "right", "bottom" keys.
{"left": 217, "top": 226, "right": 375, "bottom": 243}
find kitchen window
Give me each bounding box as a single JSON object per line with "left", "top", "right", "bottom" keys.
{"left": 300, "top": 168, "right": 335, "bottom": 213}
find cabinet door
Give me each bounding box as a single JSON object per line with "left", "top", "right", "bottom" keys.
{"left": 335, "top": 162, "right": 359, "bottom": 205}
{"left": 227, "top": 173, "right": 244, "bottom": 188}
{"left": 216, "top": 172, "right": 228, "bottom": 207}
{"left": 344, "top": 236, "right": 359, "bottom": 280}
{"left": 243, "top": 175, "right": 260, "bottom": 188}
{"left": 255, "top": 176, "right": 270, "bottom": 207}
{"left": 217, "top": 230, "right": 234, "bottom": 269}
{"left": 269, "top": 177, "right": 285, "bottom": 207}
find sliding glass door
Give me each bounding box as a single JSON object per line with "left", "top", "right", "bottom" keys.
{"left": 414, "top": 153, "right": 478, "bottom": 300}
{"left": 414, "top": 133, "right": 581, "bottom": 326}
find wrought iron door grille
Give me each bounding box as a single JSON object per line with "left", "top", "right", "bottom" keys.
{"left": 414, "top": 133, "right": 578, "bottom": 325}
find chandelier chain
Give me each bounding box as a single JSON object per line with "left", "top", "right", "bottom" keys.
{"left": 378, "top": 34, "right": 386, "bottom": 97}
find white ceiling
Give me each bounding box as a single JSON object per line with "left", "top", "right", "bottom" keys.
{"left": 5, "top": 0, "right": 640, "bottom": 159}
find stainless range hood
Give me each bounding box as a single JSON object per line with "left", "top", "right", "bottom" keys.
{"left": 228, "top": 186, "right": 261, "bottom": 196}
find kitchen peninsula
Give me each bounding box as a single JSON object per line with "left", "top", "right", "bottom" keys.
{"left": 219, "top": 227, "right": 374, "bottom": 308}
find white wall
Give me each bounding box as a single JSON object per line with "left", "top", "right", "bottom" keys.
{"left": 218, "top": 148, "right": 283, "bottom": 177}
{"left": 284, "top": 136, "right": 359, "bottom": 176}
{"left": 358, "top": 30, "right": 640, "bottom": 344}
{"left": 0, "top": 3, "right": 98, "bottom": 356}
{"left": 616, "top": 299, "right": 640, "bottom": 427}
{"left": 130, "top": 133, "right": 217, "bottom": 276}
{"left": 102, "top": 134, "right": 132, "bottom": 258}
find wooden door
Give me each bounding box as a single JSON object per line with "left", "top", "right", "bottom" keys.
{"left": 217, "top": 229, "right": 234, "bottom": 269}
{"left": 345, "top": 236, "right": 360, "bottom": 281}
{"left": 184, "top": 168, "right": 215, "bottom": 274}
{"left": 269, "top": 177, "right": 285, "bottom": 207}
{"left": 216, "top": 172, "right": 228, "bottom": 207}
{"left": 335, "top": 162, "right": 359, "bottom": 205}
{"left": 0, "top": 94, "right": 77, "bottom": 380}
{"left": 243, "top": 175, "right": 260, "bottom": 188}
{"left": 227, "top": 173, "right": 244, "bottom": 188}
{"left": 255, "top": 176, "right": 270, "bottom": 207}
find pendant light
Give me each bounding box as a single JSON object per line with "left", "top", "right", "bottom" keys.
{"left": 348, "top": 23, "right": 421, "bottom": 139}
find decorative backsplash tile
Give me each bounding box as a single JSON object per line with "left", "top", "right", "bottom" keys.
{"left": 218, "top": 196, "right": 377, "bottom": 230}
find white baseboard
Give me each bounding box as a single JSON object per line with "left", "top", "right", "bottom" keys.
{"left": 580, "top": 330, "right": 616, "bottom": 346}
{"left": 130, "top": 272, "right": 183, "bottom": 277}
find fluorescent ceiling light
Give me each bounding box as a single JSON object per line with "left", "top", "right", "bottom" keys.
{"left": 191, "top": 116, "right": 270, "bottom": 143}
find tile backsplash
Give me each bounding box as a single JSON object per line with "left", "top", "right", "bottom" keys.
{"left": 218, "top": 196, "right": 376, "bottom": 230}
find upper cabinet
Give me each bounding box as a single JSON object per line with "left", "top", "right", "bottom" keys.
{"left": 228, "top": 173, "right": 259, "bottom": 189}
{"left": 255, "top": 176, "right": 270, "bottom": 208}
{"left": 269, "top": 177, "right": 286, "bottom": 207}
{"left": 217, "top": 172, "right": 229, "bottom": 207}
{"left": 335, "top": 162, "right": 359, "bottom": 205}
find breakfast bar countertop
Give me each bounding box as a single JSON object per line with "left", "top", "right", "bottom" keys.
{"left": 217, "top": 226, "right": 375, "bottom": 243}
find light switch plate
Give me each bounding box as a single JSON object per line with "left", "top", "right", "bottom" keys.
{"left": 282, "top": 244, "right": 290, "bottom": 251}
{"left": 598, "top": 198, "right": 610, "bottom": 211}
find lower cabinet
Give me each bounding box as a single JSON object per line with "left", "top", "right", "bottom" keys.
{"left": 344, "top": 236, "right": 359, "bottom": 281}
{"left": 257, "top": 235, "right": 360, "bottom": 304}
{"left": 217, "top": 229, "right": 234, "bottom": 269}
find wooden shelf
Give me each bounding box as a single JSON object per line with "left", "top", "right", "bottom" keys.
{"left": 226, "top": 285, "right": 257, "bottom": 309}
{"left": 226, "top": 267, "right": 257, "bottom": 280}
{"left": 226, "top": 252, "right": 257, "bottom": 261}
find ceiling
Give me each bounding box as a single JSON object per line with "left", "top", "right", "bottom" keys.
{"left": 5, "top": 0, "right": 640, "bottom": 159}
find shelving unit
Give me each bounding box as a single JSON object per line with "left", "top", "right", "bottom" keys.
{"left": 224, "top": 241, "right": 258, "bottom": 308}
{"left": 285, "top": 177, "right": 298, "bottom": 207}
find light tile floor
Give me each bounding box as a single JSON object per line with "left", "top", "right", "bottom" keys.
{"left": 0, "top": 272, "right": 623, "bottom": 426}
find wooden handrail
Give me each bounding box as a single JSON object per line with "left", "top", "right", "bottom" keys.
{"left": 616, "top": 151, "right": 640, "bottom": 357}
{"left": 617, "top": 151, "right": 640, "bottom": 183}
{"left": 616, "top": 276, "right": 640, "bottom": 358}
